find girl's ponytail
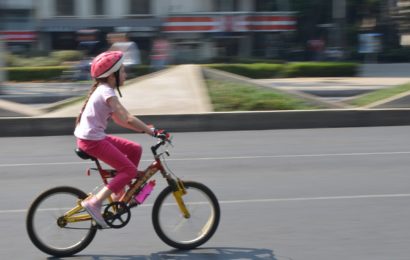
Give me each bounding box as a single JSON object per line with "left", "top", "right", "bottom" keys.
{"left": 75, "top": 81, "right": 99, "bottom": 125}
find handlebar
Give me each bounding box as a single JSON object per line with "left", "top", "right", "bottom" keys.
{"left": 151, "top": 137, "right": 172, "bottom": 156}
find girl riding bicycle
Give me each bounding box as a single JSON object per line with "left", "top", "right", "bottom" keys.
{"left": 74, "top": 50, "right": 168, "bottom": 228}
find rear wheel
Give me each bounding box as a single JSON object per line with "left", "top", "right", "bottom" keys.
{"left": 26, "top": 186, "right": 97, "bottom": 257}
{"left": 152, "top": 181, "right": 220, "bottom": 249}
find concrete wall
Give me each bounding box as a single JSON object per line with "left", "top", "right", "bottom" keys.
{"left": 1, "top": 110, "right": 410, "bottom": 137}
{"left": 36, "top": 0, "right": 55, "bottom": 18}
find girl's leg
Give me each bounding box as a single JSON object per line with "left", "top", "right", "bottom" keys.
{"left": 77, "top": 137, "right": 138, "bottom": 194}
{"left": 104, "top": 135, "right": 143, "bottom": 199}
{"left": 105, "top": 135, "right": 142, "bottom": 168}
{"left": 77, "top": 137, "right": 139, "bottom": 227}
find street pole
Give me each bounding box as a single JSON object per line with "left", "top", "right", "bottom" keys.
{"left": 0, "top": 38, "right": 6, "bottom": 94}
{"left": 332, "top": 0, "right": 346, "bottom": 49}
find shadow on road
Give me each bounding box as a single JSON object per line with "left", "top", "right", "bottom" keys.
{"left": 47, "top": 247, "right": 281, "bottom": 260}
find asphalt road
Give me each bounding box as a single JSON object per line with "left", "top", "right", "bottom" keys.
{"left": 1, "top": 127, "right": 410, "bottom": 260}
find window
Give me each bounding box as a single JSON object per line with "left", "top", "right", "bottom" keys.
{"left": 0, "top": 9, "right": 32, "bottom": 30}
{"left": 216, "top": 0, "right": 239, "bottom": 11}
{"left": 94, "top": 0, "right": 104, "bottom": 15}
{"left": 129, "top": 0, "right": 150, "bottom": 14}
{"left": 255, "top": 0, "right": 277, "bottom": 11}
{"left": 56, "top": 0, "right": 75, "bottom": 16}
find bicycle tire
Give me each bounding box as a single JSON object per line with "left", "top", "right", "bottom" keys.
{"left": 152, "top": 181, "right": 220, "bottom": 250}
{"left": 26, "top": 186, "right": 97, "bottom": 257}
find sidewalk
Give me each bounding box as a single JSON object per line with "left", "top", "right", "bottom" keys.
{"left": 258, "top": 63, "right": 410, "bottom": 95}
{"left": 256, "top": 77, "right": 410, "bottom": 99}
{"left": 360, "top": 63, "right": 410, "bottom": 77}
{"left": 40, "top": 64, "right": 213, "bottom": 117}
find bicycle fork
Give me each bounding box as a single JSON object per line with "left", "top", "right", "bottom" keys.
{"left": 170, "top": 178, "right": 190, "bottom": 219}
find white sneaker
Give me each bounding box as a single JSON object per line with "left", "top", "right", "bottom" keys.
{"left": 111, "top": 189, "right": 126, "bottom": 202}
{"left": 81, "top": 196, "right": 109, "bottom": 228}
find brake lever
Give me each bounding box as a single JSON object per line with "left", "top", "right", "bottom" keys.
{"left": 166, "top": 138, "right": 173, "bottom": 147}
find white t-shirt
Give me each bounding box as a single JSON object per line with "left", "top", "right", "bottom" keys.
{"left": 74, "top": 84, "right": 116, "bottom": 140}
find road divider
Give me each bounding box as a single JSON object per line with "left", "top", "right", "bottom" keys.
{"left": 1, "top": 109, "right": 410, "bottom": 137}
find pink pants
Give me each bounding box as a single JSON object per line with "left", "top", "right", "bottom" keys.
{"left": 77, "top": 135, "right": 142, "bottom": 194}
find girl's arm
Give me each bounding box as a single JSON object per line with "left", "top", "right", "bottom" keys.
{"left": 108, "top": 96, "right": 154, "bottom": 135}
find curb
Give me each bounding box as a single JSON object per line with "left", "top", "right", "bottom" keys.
{"left": 1, "top": 109, "right": 410, "bottom": 137}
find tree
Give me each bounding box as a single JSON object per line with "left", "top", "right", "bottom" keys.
{"left": 291, "top": 0, "right": 400, "bottom": 56}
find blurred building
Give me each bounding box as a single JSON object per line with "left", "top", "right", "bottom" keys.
{"left": 0, "top": 0, "right": 36, "bottom": 53}
{"left": 1, "top": 0, "right": 298, "bottom": 62}
{"left": 393, "top": 0, "right": 410, "bottom": 46}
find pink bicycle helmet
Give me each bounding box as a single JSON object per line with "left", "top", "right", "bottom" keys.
{"left": 90, "top": 51, "right": 124, "bottom": 79}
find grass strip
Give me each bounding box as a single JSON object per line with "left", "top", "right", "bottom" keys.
{"left": 347, "top": 83, "right": 410, "bottom": 107}
{"left": 206, "top": 80, "right": 320, "bottom": 111}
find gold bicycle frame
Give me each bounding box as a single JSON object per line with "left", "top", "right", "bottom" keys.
{"left": 62, "top": 151, "right": 189, "bottom": 224}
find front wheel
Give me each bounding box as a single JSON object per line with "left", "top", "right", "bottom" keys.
{"left": 152, "top": 181, "right": 220, "bottom": 250}
{"left": 26, "top": 186, "right": 97, "bottom": 257}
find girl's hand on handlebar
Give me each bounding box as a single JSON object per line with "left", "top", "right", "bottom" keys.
{"left": 153, "top": 128, "right": 171, "bottom": 141}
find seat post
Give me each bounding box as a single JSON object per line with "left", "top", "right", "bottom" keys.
{"left": 92, "top": 158, "right": 111, "bottom": 185}
{"left": 93, "top": 158, "right": 103, "bottom": 172}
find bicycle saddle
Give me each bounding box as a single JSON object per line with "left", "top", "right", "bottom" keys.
{"left": 75, "top": 148, "right": 97, "bottom": 161}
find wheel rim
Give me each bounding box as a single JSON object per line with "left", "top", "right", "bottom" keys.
{"left": 30, "top": 191, "right": 94, "bottom": 252}
{"left": 157, "top": 186, "right": 216, "bottom": 244}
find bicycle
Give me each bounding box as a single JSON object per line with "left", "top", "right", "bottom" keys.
{"left": 26, "top": 137, "right": 220, "bottom": 257}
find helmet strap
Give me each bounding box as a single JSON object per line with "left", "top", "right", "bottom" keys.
{"left": 114, "top": 70, "right": 122, "bottom": 98}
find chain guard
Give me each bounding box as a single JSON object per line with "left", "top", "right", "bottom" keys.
{"left": 103, "top": 202, "right": 131, "bottom": 229}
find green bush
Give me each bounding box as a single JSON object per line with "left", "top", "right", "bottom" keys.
{"left": 205, "top": 62, "right": 359, "bottom": 78}
{"left": 2, "top": 65, "right": 152, "bottom": 81}
{"left": 5, "top": 54, "right": 61, "bottom": 67}
{"left": 4, "top": 62, "right": 359, "bottom": 82}
{"left": 4, "top": 53, "right": 18, "bottom": 67}
{"left": 5, "top": 50, "right": 82, "bottom": 67}
{"left": 51, "top": 50, "right": 83, "bottom": 62}
{"left": 4, "top": 66, "right": 69, "bottom": 81}
{"left": 206, "top": 63, "right": 285, "bottom": 78}
{"left": 283, "top": 62, "right": 359, "bottom": 77}
{"left": 206, "top": 57, "right": 284, "bottom": 64}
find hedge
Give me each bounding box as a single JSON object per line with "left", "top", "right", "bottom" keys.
{"left": 283, "top": 62, "right": 360, "bottom": 77}
{"left": 2, "top": 65, "right": 152, "bottom": 82}
{"left": 6, "top": 54, "right": 61, "bottom": 67}
{"left": 205, "top": 63, "right": 285, "bottom": 78}
{"left": 51, "top": 50, "right": 83, "bottom": 62}
{"left": 2, "top": 62, "right": 359, "bottom": 82}
{"left": 4, "top": 66, "right": 69, "bottom": 81}
{"left": 205, "top": 62, "right": 359, "bottom": 78}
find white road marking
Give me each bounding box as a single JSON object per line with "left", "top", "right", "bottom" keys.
{"left": 5, "top": 193, "right": 410, "bottom": 214}
{"left": 218, "top": 193, "right": 410, "bottom": 204}
{"left": 1, "top": 151, "right": 410, "bottom": 167}
{"left": 166, "top": 151, "right": 410, "bottom": 161}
